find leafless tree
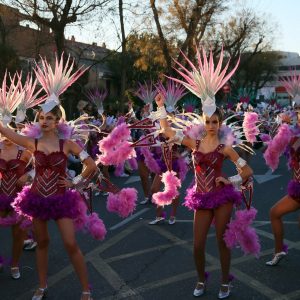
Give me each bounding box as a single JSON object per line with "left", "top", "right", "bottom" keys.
{"left": 4, "top": 0, "right": 111, "bottom": 55}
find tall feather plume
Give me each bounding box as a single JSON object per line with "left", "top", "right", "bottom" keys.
{"left": 135, "top": 81, "right": 157, "bottom": 110}
{"left": 155, "top": 79, "right": 187, "bottom": 112}
{"left": 34, "top": 53, "right": 88, "bottom": 97}
{"left": 280, "top": 69, "right": 300, "bottom": 104}
{"left": 86, "top": 88, "right": 108, "bottom": 114}
{"left": 169, "top": 46, "right": 240, "bottom": 116}
{"left": 0, "top": 71, "right": 24, "bottom": 125}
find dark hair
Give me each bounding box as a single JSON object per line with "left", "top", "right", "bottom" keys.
{"left": 38, "top": 105, "right": 62, "bottom": 120}
{"left": 202, "top": 106, "right": 223, "bottom": 122}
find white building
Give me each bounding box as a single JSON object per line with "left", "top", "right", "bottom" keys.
{"left": 257, "top": 51, "right": 300, "bottom": 106}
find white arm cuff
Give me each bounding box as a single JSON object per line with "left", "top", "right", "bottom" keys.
{"left": 72, "top": 174, "right": 84, "bottom": 186}
{"left": 79, "top": 150, "right": 89, "bottom": 162}
{"left": 235, "top": 157, "right": 247, "bottom": 170}
{"left": 228, "top": 174, "right": 242, "bottom": 190}
{"left": 149, "top": 106, "right": 167, "bottom": 120}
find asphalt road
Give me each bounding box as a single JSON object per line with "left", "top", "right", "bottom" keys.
{"left": 0, "top": 149, "right": 299, "bottom": 300}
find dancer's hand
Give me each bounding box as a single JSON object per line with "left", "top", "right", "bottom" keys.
{"left": 155, "top": 94, "right": 165, "bottom": 107}
{"left": 215, "top": 176, "right": 230, "bottom": 186}
{"left": 58, "top": 176, "right": 73, "bottom": 188}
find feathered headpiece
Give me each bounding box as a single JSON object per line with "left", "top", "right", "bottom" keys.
{"left": 86, "top": 88, "right": 108, "bottom": 114}
{"left": 280, "top": 70, "right": 300, "bottom": 105}
{"left": 135, "top": 81, "right": 157, "bottom": 111}
{"left": 170, "top": 47, "right": 240, "bottom": 117}
{"left": 34, "top": 53, "right": 87, "bottom": 114}
{"left": 15, "top": 73, "right": 46, "bottom": 123}
{"left": 0, "top": 72, "right": 24, "bottom": 126}
{"left": 155, "top": 80, "right": 187, "bottom": 113}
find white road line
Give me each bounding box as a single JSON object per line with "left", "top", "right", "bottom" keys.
{"left": 109, "top": 208, "right": 150, "bottom": 231}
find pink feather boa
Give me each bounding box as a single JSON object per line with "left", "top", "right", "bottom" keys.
{"left": 140, "top": 147, "right": 161, "bottom": 174}
{"left": 97, "top": 123, "right": 136, "bottom": 166}
{"left": 243, "top": 112, "right": 259, "bottom": 144}
{"left": 127, "top": 157, "right": 138, "bottom": 170}
{"left": 73, "top": 200, "right": 106, "bottom": 240}
{"left": 224, "top": 207, "right": 260, "bottom": 257}
{"left": 107, "top": 188, "right": 137, "bottom": 218}
{"left": 152, "top": 171, "right": 181, "bottom": 206}
{"left": 263, "top": 124, "right": 292, "bottom": 171}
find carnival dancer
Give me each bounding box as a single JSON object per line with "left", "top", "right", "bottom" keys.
{"left": 264, "top": 72, "right": 300, "bottom": 266}
{"left": 153, "top": 47, "right": 253, "bottom": 298}
{"left": 0, "top": 55, "right": 103, "bottom": 300}
{"left": 0, "top": 123, "right": 32, "bottom": 279}
{"left": 148, "top": 80, "right": 188, "bottom": 225}
{"left": 134, "top": 82, "right": 158, "bottom": 204}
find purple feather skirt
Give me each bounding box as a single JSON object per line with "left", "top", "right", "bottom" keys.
{"left": 136, "top": 148, "right": 144, "bottom": 162}
{"left": 12, "top": 186, "right": 84, "bottom": 221}
{"left": 0, "top": 194, "right": 14, "bottom": 211}
{"left": 184, "top": 184, "right": 242, "bottom": 210}
{"left": 287, "top": 180, "right": 300, "bottom": 203}
{"left": 0, "top": 194, "right": 31, "bottom": 228}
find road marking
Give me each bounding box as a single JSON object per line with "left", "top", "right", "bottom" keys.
{"left": 124, "top": 175, "right": 141, "bottom": 184}
{"left": 109, "top": 208, "right": 150, "bottom": 230}
{"left": 15, "top": 222, "right": 142, "bottom": 300}
{"left": 253, "top": 169, "right": 281, "bottom": 184}
{"left": 90, "top": 256, "right": 143, "bottom": 299}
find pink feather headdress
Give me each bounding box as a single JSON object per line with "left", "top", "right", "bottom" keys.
{"left": 86, "top": 88, "right": 108, "bottom": 114}
{"left": 34, "top": 53, "right": 88, "bottom": 114}
{"left": 280, "top": 69, "right": 300, "bottom": 105}
{"left": 155, "top": 80, "right": 187, "bottom": 112}
{"left": 0, "top": 72, "right": 24, "bottom": 126}
{"left": 169, "top": 46, "right": 240, "bottom": 117}
{"left": 15, "top": 72, "right": 46, "bottom": 123}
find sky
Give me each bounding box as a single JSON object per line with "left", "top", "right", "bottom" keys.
{"left": 65, "top": 0, "right": 300, "bottom": 55}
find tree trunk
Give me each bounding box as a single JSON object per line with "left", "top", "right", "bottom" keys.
{"left": 119, "top": 0, "right": 127, "bottom": 112}
{"left": 150, "top": 0, "right": 172, "bottom": 74}
{"left": 53, "top": 28, "right": 65, "bottom": 56}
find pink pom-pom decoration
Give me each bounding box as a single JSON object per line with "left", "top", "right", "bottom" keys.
{"left": 263, "top": 124, "right": 292, "bottom": 171}
{"left": 224, "top": 207, "right": 260, "bottom": 257}
{"left": 107, "top": 188, "right": 137, "bottom": 218}
{"left": 97, "top": 123, "right": 136, "bottom": 166}
{"left": 243, "top": 112, "right": 259, "bottom": 144}
{"left": 57, "top": 121, "right": 73, "bottom": 139}
{"left": 140, "top": 147, "right": 161, "bottom": 174}
{"left": 86, "top": 213, "right": 107, "bottom": 240}
{"left": 152, "top": 171, "right": 181, "bottom": 206}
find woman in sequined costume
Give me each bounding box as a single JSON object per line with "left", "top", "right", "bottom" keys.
{"left": 0, "top": 106, "right": 97, "bottom": 300}
{"left": 155, "top": 94, "right": 253, "bottom": 298}
{"left": 0, "top": 128, "right": 32, "bottom": 279}
{"left": 265, "top": 110, "right": 300, "bottom": 266}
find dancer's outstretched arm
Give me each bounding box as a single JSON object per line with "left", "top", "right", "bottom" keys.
{"left": 0, "top": 122, "right": 35, "bottom": 151}
{"left": 155, "top": 94, "right": 196, "bottom": 150}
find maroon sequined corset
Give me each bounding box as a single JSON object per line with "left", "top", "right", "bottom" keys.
{"left": 31, "top": 140, "right": 67, "bottom": 197}
{"left": 289, "top": 137, "right": 300, "bottom": 181}
{"left": 0, "top": 150, "right": 27, "bottom": 197}
{"left": 192, "top": 142, "right": 225, "bottom": 193}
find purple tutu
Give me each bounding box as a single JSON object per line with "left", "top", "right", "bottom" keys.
{"left": 12, "top": 186, "right": 84, "bottom": 221}
{"left": 287, "top": 180, "right": 300, "bottom": 203}
{"left": 0, "top": 194, "right": 14, "bottom": 212}
{"left": 184, "top": 184, "right": 242, "bottom": 210}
